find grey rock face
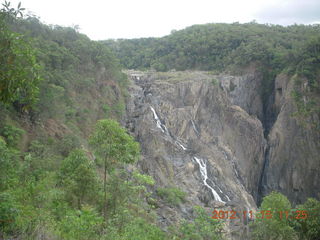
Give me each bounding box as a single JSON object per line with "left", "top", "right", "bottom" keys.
{"left": 219, "top": 71, "right": 263, "bottom": 120}
{"left": 125, "top": 71, "right": 266, "bottom": 239}
{"left": 261, "top": 74, "right": 320, "bottom": 204}
{"left": 124, "top": 70, "right": 320, "bottom": 239}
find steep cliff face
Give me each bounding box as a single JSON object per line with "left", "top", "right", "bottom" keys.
{"left": 260, "top": 74, "right": 320, "bottom": 204}
{"left": 124, "top": 70, "right": 320, "bottom": 239}
{"left": 125, "top": 71, "right": 267, "bottom": 239}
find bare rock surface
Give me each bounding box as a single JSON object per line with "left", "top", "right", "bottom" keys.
{"left": 125, "top": 70, "right": 267, "bottom": 239}
{"left": 124, "top": 70, "right": 320, "bottom": 239}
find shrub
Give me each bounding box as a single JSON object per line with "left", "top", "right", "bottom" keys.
{"left": 0, "top": 124, "right": 24, "bottom": 148}
{"left": 171, "top": 206, "right": 223, "bottom": 240}
{"left": 157, "top": 187, "right": 186, "bottom": 206}
{"left": 251, "top": 192, "right": 297, "bottom": 240}
{"left": 292, "top": 198, "right": 320, "bottom": 240}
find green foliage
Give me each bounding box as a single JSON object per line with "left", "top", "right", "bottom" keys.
{"left": 22, "top": 140, "right": 61, "bottom": 180}
{"left": 57, "top": 134, "right": 81, "bottom": 157}
{"left": 105, "top": 216, "right": 166, "bottom": 240}
{"left": 0, "top": 4, "right": 41, "bottom": 109}
{"left": 133, "top": 171, "right": 155, "bottom": 186}
{"left": 59, "top": 149, "right": 99, "bottom": 209}
{"left": 3, "top": 12, "right": 127, "bottom": 129}
{"left": 251, "top": 192, "right": 297, "bottom": 240}
{"left": 112, "top": 101, "right": 126, "bottom": 118}
{"left": 89, "top": 119, "right": 140, "bottom": 171}
{"left": 157, "top": 187, "right": 186, "bottom": 206}
{"left": 0, "top": 191, "right": 19, "bottom": 234}
{"left": 102, "top": 103, "right": 111, "bottom": 117}
{"left": 172, "top": 206, "right": 223, "bottom": 240}
{"left": 57, "top": 206, "right": 104, "bottom": 240}
{"left": 106, "top": 23, "right": 320, "bottom": 128}
{"left": 292, "top": 198, "right": 320, "bottom": 240}
{"left": 89, "top": 119, "right": 140, "bottom": 220}
{"left": 0, "top": 137, "right": 19, "bottom": 191}
{"left": 291, "top": 83, "right": 320, "bottom": 132}
{"left": 288, "top": 36, "right": 320, "bottom": 131}
{"left": 102, "top": 171, "right": 163, "bottom": 239}
{"left": 4, "top": 6, "right": 319, "bottom": 240}
{"left": 1, "top": 1, "right": 25, "bottom": 18}
{"left": 0, "top": 124, "right": 24, "bottom": 148}
{"left": 106, "top": 23, "right": 320, "bottom": 74}
{"left": 211, "top": 78, "right": 218, "bottom": 86}
{"left": 0, "top": 7, "right": 169, "bottom": 239}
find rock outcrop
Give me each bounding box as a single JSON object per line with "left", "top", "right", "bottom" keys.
{"left": 124, "top": 70, "right": 320, "bottom": 239}
{"left": 260, "top": 74, "right": 320, "bottom": 204}
{"left": 125, "top": 71, "right": 266, "bottom": 239}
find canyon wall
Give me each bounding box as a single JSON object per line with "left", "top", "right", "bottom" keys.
{"left": 124, "top": 70, "right": 320, "bottom": 239}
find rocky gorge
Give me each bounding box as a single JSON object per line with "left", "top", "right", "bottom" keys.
{"left": 123, "top": 69, "right": 320, "bottom": 239}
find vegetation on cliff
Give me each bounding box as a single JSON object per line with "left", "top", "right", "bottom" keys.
{"left": 106, "top": 23, "right": 320, "bottom": 131}
{"left": 0, "top": 3, "right": 224, "bottom": 239}
{"left": 251, "top": 192, "right": 320, "bottom": 240}
{"left": 0, "top": 2, "right": 319, "bottom": 239}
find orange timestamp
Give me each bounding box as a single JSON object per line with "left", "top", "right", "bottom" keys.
{"left": 211, "top": 209, "right": 309, "bottom": 220}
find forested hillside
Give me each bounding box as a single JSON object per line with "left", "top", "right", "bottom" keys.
{"left": 0, "top": 4, "right": 225, "bottom": 240}
{"left": 106, "top": 23, "right": 320, "bottom": 131}
{"left": 105, "top": 23, "right": 320, "bottom": 75}
{"left": 1, "top": 2, "right": 320, "bottom": 240}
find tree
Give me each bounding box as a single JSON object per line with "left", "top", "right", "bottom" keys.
{"left": 0, "top": 192, "right": 19, "bottom": 237}
{"left": 58, "top": 205, "right": 104, "bottom": 240}
{"left": 0, "top": 137, "right": 19, "bottom": 191}
{"left": 89, "top": 119, "right": 140, "bottom": 219}
{"left": 172, "top": 206, "right": 223, "bottom": 240}
{"left": 251, "top": 192, "right": 297, "bottom": 240}
{"left": 292, "top": 198, "right": 320, "bottom": 240}
{"left": 0, "top": 1, "right": 41, "bottom": 109}
{"left": 59, "top": 149, "right": 99, "bottom": 209}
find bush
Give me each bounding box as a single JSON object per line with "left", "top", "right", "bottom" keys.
{"left": 171, "top": 206, "right": 223, "bottom": 240}
{"left": 105, "top": 216, "right": 166, "bottom": 240}
{"left": 292, "top": 198, "right": 320, "bottom": 240}
{"left": 251, "top": 192, "right": 297, "bottom": 240}
{"left": 0, "top": 137, "right": 19, "bottom": 191}
{"left": 211, "top": 78, "right": 218, "bottom": 86}
{"left": 0, "top": 124, "right": 24, "bottom": 148}
{"left": 57, "top": 206, "right": 103, "bottom": 240}
{"left": 59, "top": 149, "right": 99, "bottom": 209}
{"left": 157, "top": 187, "right": 186, "bottom": 206}
{"left": 0, "top": 192, "right": 19, "bottom": 235}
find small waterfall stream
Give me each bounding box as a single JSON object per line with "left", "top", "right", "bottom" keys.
{"left": 150, "top": 106, "right": 169, "bottom": 134}
{"left": 150, "top": 105, "right": 228, "bottom": 203}
{"left": 193, "top": 157, "right": 224, "bottom": 203}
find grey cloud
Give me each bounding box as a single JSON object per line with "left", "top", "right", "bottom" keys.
{"left": 254, "top": 0, "right": 320, "bottom": 25}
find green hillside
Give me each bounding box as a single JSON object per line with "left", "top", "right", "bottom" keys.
{"left": 0, "top": 2, "right": 319, "bottom": 239}
{"left": 105, "top": 23, "right": 320, "bottom": 130}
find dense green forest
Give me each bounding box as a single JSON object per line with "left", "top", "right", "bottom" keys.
{"left": 0, "top": 3, "right": 224, "bottom": 239}
{"left": 105, "top": 22, "right": 320, "bottom": 76}
{"left": 0, "top": 2, "right": 320, "bottom": 240}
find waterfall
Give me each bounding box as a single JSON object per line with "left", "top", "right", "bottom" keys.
{"left": 150, "top": 106, "right": 226, "bottom": 203}
{"left": 175, "top": 140, "right": 187, "bottom": 150}
{"left": 150, "top": 106, "right": 169, "bottom": 134}
{"left": 193, "top": 157, "right": 225, "bottom": 203}
{"left": 191, "top": 119, "right": 200, "bottom": 135}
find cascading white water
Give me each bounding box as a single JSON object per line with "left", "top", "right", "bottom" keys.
{"left": 175, "top": 140, "right": 187, "bottom": 150}
{"left": 150, "top": 106, "right": 169, "bottom": 134}
{"left": 217, "top": 186, "right": 231, "bottom": 201}
{"left": 191, "top": 119, "right": 199, "bottom": 135}
{"left": 193, "top": 157, "right": 225, "bottom": 203}
{"left": 150, "top": 106, "right": 227, "bottom": 203}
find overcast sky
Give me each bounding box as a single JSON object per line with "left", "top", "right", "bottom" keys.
{"left": 7, "top": 0, "right": 320, "bottom": 40}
